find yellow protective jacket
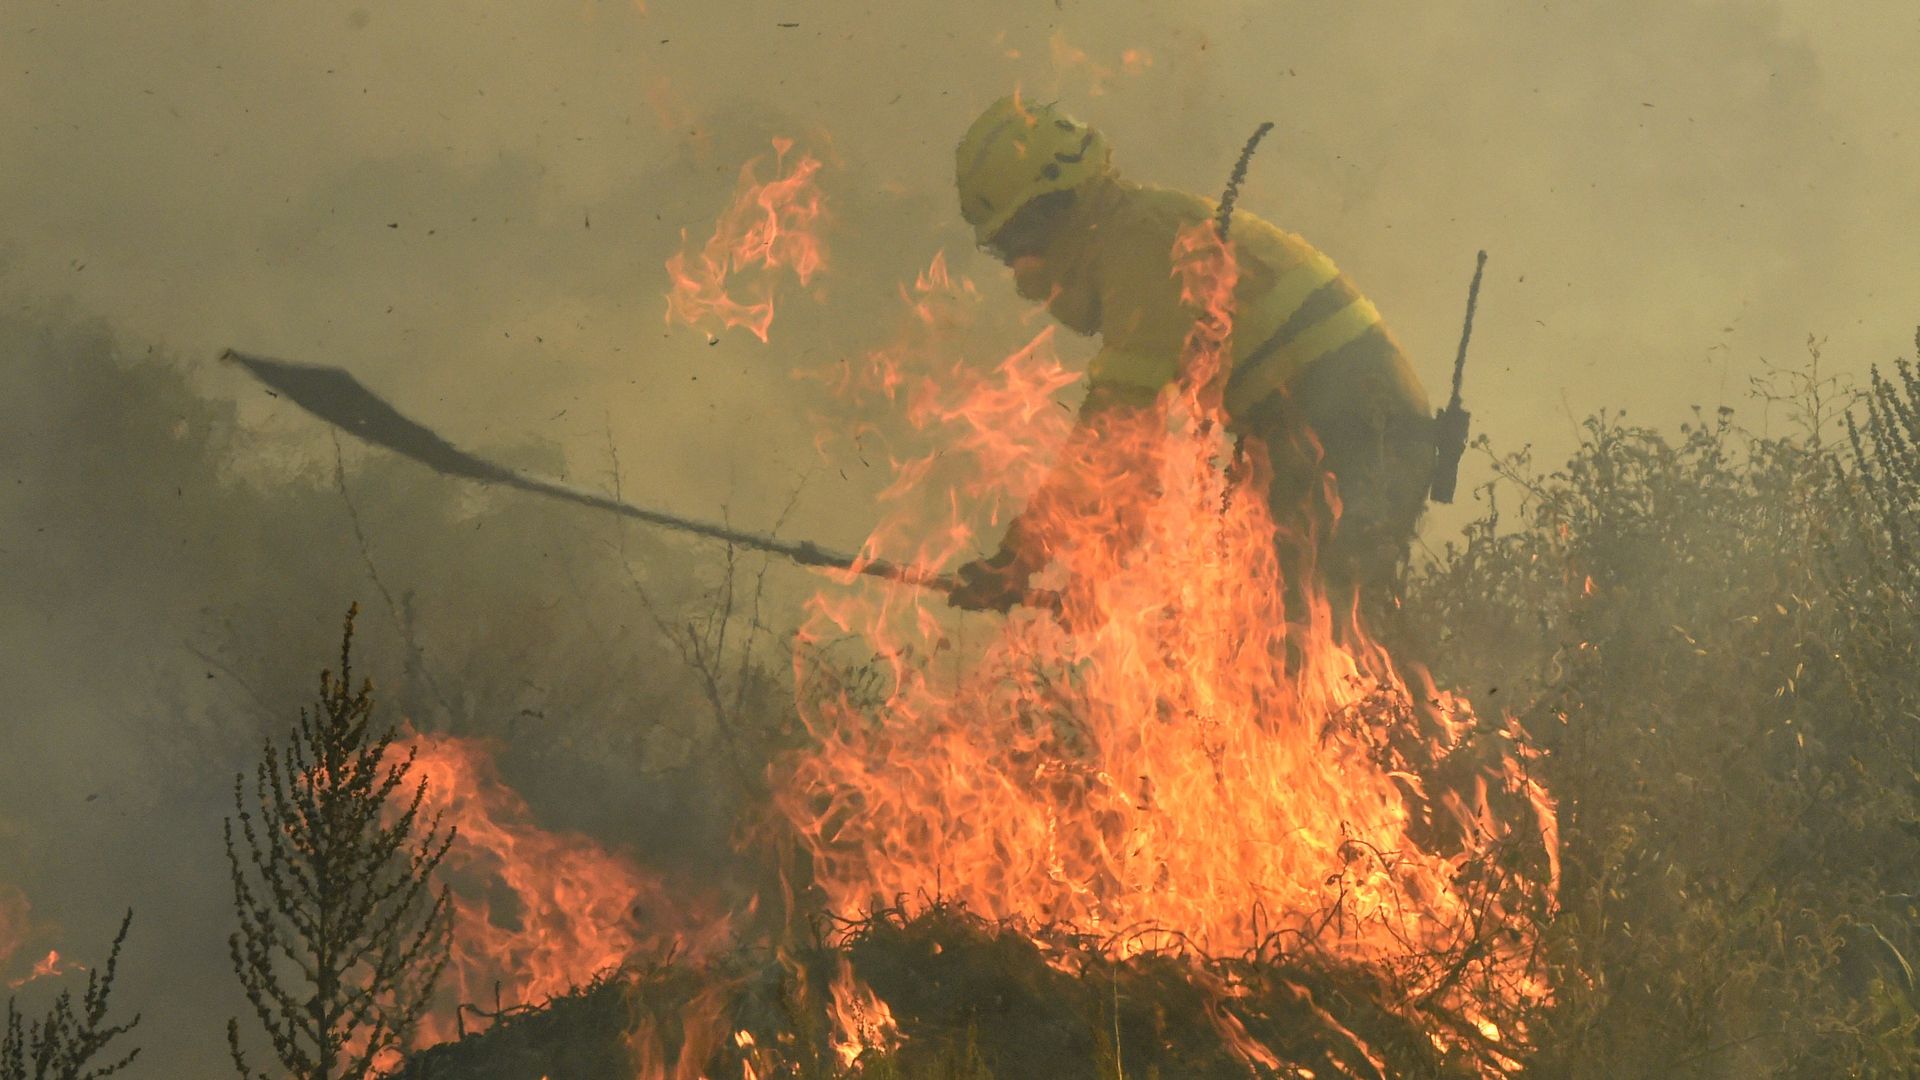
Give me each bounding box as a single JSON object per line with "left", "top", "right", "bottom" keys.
{"left": 1022, "top": 173, "right": 1430, "bottom": 429}
{"left": 985, "top": 173, "right": 1434, "bottom": 581}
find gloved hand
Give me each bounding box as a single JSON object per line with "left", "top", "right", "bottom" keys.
{"left": 947, "top": 549, "right": 1032, "bottom": 613}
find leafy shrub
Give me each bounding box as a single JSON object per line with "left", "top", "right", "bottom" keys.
{"left": 1402, "top": 338, "right": 1920, "bottom": 1076}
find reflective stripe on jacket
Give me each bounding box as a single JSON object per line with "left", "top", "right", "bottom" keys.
{"left": 1037, "top": 176, "right": 1431, "bottom": 430}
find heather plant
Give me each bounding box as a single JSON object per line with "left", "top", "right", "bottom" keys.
{"left": 1841, "top": 333, "right": 1920, "bottom": 706}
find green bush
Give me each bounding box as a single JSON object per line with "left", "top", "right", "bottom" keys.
{"left": 1402, "top": 339, "right": 1920, "bottom": 1076}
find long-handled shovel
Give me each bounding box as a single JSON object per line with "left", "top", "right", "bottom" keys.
{"left": 221, "top": 349, "right": 961, "bottom": 594}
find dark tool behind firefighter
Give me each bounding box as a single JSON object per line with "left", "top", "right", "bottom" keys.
{"left": 948, "top": 94, "right": 1447, "bottom": 625}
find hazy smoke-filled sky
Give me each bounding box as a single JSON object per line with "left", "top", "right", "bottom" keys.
{"left": 6, "top": 0, "right": 1918, "bottom": 541}
{"left": 3, "top": 1, "right": 1918, "bottom": 1074}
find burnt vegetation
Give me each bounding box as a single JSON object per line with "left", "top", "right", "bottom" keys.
{"left": 7, "top": 312, "right": 1920, "bottom": 1076}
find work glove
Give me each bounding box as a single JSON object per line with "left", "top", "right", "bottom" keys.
{"left": 947, "top": 548, "right": 1032, "bottom": 613}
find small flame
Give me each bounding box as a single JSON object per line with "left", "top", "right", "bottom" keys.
{"left": 732, "top": 1029, "right": 772, "bottom": 1080}
{"left": 665, "top": 138, "right": 827, "bottom": 343}
{"left": 1047, "top": 31, "right": 1154, "bottom": 96}
{"left": 399, "top": 732, "right": 730, "bottom": 1041}
{"left": 0, "top": 890, "right": 85, "bottom": 992}
{"left": 1208, "top": 1000, "right": 1283, "bottom": 1072}
{"left": 6, "top": 948, "right": 82, "bottom": 991}
{"left": 826, "top": 957, "right": 901, "bottom": 1070}
{"left": 629, "top": 983, "right": 730, "bottom": 1080}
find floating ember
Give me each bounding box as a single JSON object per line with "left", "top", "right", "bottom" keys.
{"left": 1047, "top": 30, "right": 1154, "bottom": 96}
{"left": 0, "top": 887, "right": 85, "bottom": 992}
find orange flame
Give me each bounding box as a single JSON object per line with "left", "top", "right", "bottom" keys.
{"left": 826, "top": 957, "right": 901, "bottom": 1070}
{"left": 400, "top": 732, "right": 730, "bottom": 1041}
{"left": 6, "top": 948, "right": 82, "bottom": 991}
{"left": 0, "top": 888, "right": 85, "bottom": 992}
{"left": 665, "top": 138, "right": 826, "bottom": 343}
{"left": 629, "top": 982, "right": 730, "bottom": 1080}
{"left": 777, "top": 227, "right": 1557, "bottom": 1070}
{"left": 733, "top": 1028, "right": 775, "bottom": 1080}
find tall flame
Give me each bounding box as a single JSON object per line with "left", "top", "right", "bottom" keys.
{"left": 665, "top": 138, "right": 826, "bottom": 343}
{"left": 777, "top": 230, "right": 1557, "bottom": 1068}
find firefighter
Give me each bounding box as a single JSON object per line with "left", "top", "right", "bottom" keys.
{"left": 947, "top": 95, "right": 1438, "bottom": 626}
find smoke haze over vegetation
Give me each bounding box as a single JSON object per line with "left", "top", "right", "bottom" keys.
{"left": 4, "top": 1, "right": 1920, "bottom": 1076}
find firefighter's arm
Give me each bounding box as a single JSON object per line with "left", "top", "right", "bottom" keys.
{"left": 950, "top": 206, "right": 1193, "bottom": 611}
{"left": 948, "top": 352, "right": 1166, "bottom": 612}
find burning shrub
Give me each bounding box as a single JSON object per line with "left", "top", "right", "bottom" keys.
{"left": 771, "top": 226, "right": 1558, "bottom": 1074}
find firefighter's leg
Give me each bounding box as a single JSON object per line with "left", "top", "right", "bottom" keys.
{"left": 1284, "top": 362, "right": 1435, "bottom": 641}
{"left": 1319, "top": 414, "right": 1436, "bottom": 644}
{"left": 1237, "top": 394, "right": 1337, "bottom": 629}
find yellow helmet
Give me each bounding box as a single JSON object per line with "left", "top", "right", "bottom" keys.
{"left": 955, "top": 95, "right": 1112, "bottom": 246}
